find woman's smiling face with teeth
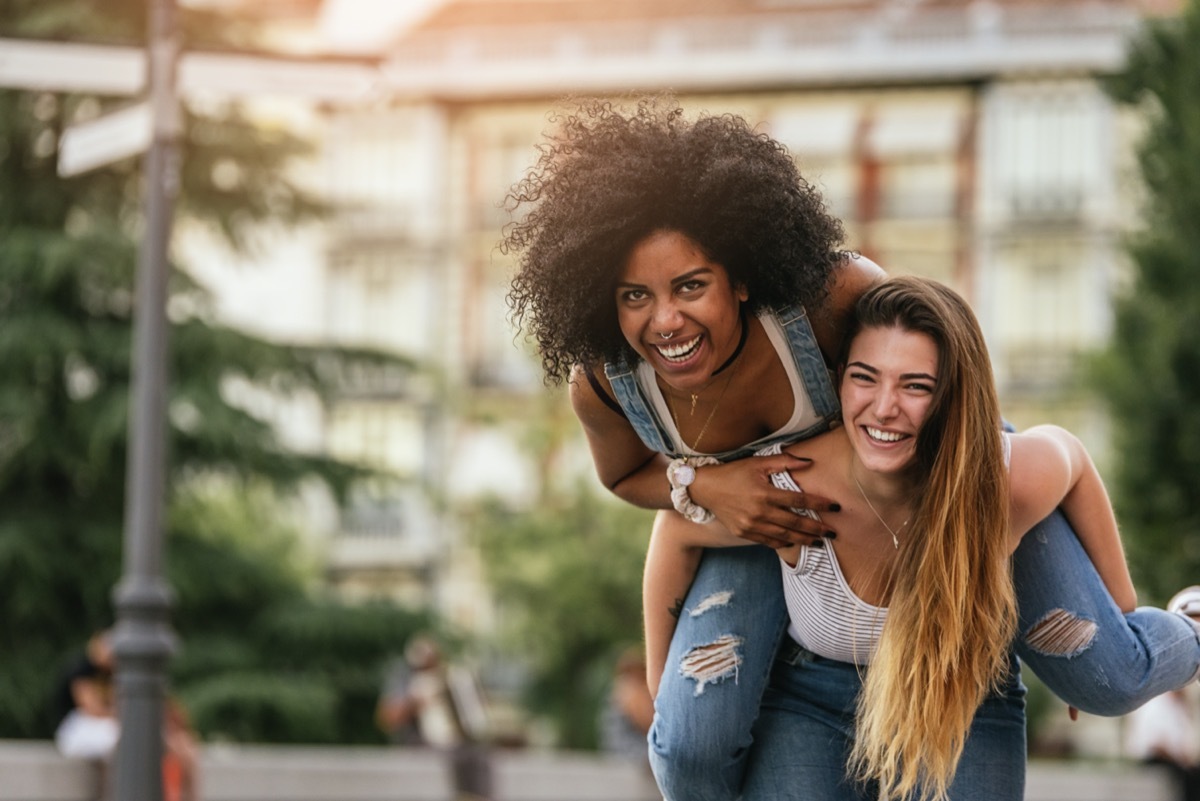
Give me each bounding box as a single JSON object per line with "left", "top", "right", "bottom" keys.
{"left": 840, "top": 325, "right": 939, "bottom": 476}
{"left": 615, "top": 230, "right": 748, "bottom": 392}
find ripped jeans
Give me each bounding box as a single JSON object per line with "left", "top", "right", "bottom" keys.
{"left": 648, "top": 509, "right": 1200, "bottom": 801}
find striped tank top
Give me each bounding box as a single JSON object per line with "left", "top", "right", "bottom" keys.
{"left": 761, "top": 434, "right": 1011, "bottom": 666}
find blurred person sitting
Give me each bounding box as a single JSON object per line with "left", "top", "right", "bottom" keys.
{"left": 51, "top": 628, "right": 198, "bottom": 801}
{"left": 52, "top": 629, "right": 119, "bottom": 762}
{"left": 376, "top": 634, "right": 493, "bottom": 801}
{"left": 1125, "top": 688, "right": 1200, "bottom": 801}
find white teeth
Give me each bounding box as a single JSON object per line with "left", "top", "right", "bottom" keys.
{"left": 866, "top": 426, "right": 904, "bottom": 443}
{"left": 655, "top": 335, "right": 701, "bottom": 361}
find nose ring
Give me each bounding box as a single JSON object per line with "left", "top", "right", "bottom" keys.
{"left": 659, "top": 332, "right": 674, "bottom": 340}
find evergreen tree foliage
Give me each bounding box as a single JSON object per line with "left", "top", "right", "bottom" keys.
{"left": 1096, "top": 2, "right": 1200, "bottom": 603}
{"left": 0, "top": 1, "right": 430, "bottom": 742}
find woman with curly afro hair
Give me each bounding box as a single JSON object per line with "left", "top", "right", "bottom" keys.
{"left": 505, "top": 98, "right": 866, "bottom": 386}
{"left": 504, "top": 99, "right": 1200, "bottom": 801}
{"left": 505, "top": 96, "right": 879, "bottom": 791}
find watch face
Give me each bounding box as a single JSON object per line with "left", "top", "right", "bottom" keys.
{"left": 675, "top": 463, "right": 696, "bottom": 487}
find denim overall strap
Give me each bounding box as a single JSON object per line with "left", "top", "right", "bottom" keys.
{"left": 773, "top": 302, "right": 839, "bottom": 423}
{"left": 603, "top": 304, "right": 840, "bottom": 461}
{"left": 604, "top": 357, "right": 678, "bottom": 456}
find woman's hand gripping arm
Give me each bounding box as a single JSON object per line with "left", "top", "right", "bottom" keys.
{"left": 569, "top": 366, "right": 839, "bottom": 549}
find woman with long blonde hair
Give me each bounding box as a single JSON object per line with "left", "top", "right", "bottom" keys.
{"left": 648, "top": 276, "right": 1193, "bottom": 800}
{"left": 841, "top": 277, "right": 1016, "bottom": 800}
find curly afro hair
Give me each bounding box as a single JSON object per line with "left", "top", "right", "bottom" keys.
{"left": 502, "top": 97, "right": 847, "bottom": 384}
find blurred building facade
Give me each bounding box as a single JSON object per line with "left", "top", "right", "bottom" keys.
{"left": 191, "top": 0, "right": 1172, "bottom": 626}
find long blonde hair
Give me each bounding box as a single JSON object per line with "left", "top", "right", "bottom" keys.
{"left": 843, "top": 277, "right": 1016, "bottom": 801}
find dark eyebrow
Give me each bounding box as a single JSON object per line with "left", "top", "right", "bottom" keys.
{"left": 614, "top": 267, "right": 714, "bottom": 291}
{"left": 846, "top": 362, "right": 937, "bottom": 383}
{"left": 846, "top": 361, "right": 878, "bottom": 374}
{"left": 670, "top": 267, "right": 714, "bottom": 286}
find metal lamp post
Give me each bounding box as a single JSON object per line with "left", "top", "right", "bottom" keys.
{"left": 111, "top": 0, "right": 179, "bottom": 798}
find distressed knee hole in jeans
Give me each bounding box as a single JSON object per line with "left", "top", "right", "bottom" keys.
{"left": 679, "top": 634, "right": 743, "bottom": 696}
{"left": 1025, "top": 608, "right": 1098, "bottom": 657}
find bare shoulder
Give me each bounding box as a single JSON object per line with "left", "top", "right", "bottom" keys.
{"left": 1007, "top": 429, "right": 1073, "bottom": 535}
{"left": 568, "top": 363, "right": 624, "bottom": 429}
{"left": 810, "top": 254, "right": 887, "bottom": 361}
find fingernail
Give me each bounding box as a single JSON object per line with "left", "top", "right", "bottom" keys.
{"left": 829, "top": 503, "right": 842, "bottom": 512}
{"left": 824, "top": 530, "right": 837, "bottom": 539}
{"left": 793, "top": 456, "right": 813, "bottom": 463}
{"left": 809, "top": 539, "right": 824, "bottom": 548}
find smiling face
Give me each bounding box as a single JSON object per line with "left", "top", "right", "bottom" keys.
{"left": 840, "top": 325, "right": 940, "bottom": 478}
{"left": 615, "top": 229, "right": 748, "bottom": 392}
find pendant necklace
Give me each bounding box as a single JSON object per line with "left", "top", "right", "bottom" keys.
{"left": 852, "top": 473, "right": 909, "bottom": 550}
{"left": 679, "top": 314, "right": 749, "bottom": 416}
{"left": 665, "top": 343, "right": 744, "bottom": 454}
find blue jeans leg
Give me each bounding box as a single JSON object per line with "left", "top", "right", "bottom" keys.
{"left": 742, "top": 645, "right": 1025, "bottom": 801}
{"left": 1012, "top": 509, "right": 1200, "bottom": 716}
{"left": 947, "top": 655, "right": 1027, "bottom": 801}
{"left": 648, "top": 545, "right": 788, "bottom": 801}
{"left": 741, "top": 645, "right": 862, "bottom": 801}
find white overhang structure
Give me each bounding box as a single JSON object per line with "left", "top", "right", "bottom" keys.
{"left": 0, "top": 1, "right": 1148, "bottom": 102}
{"left": 372, "top": 2, "right": 1146, "bottom": 100}
{"left": 0, "top": 38, "right": 381, "bottom": 99}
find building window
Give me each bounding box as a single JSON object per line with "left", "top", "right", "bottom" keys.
{"left": 327, "top": 249, "right": 434, "bottom": 355}
{"left": 326, "top": 107, "right": 443, "bottom": 234}
{"left": 328, "top": 402, "right": 426, "bottom": 475}
{"left": 340, "top": 479, "right": 407, "bottom": 539}
{"left": 991, "top": 237, "right": 1094, "bottom": 394}
{"left": 869, "top": 102, "right": 964, "bottom": 222}
{"left": 880, "top": 157, "right": 958, "bottom": 220}
{"left": 987, "top": 81, "right": 1106, "bottom": 222}
{"left": 467, "top": 260, "right": 541, "bottom": 390}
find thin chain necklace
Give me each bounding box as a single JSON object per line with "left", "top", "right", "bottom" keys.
{"left": 665, "top": 354, "right": 742, "bottom": 454}
{"left": 852, "top": 473, "right": 909, "bottom": 550}
{"left": 671, "top": 316, "right": 749, "bottom": 415}
{"left": 682, "top": 374, "right": 724, "bottom": 416}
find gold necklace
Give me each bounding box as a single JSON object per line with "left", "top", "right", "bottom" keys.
{"left": 673, "top": 317, "right": 750, "bottom": 415}
{"left": 682, "top": 374, "right": 723, "bottom": 416}
{"left": 852, "top": 473, "right": 909, "bottom": 550}
{"left": 665, "top": 356, "right": 742, "bottom": 454}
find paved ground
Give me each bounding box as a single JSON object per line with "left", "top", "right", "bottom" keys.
{"left": 0, "top": 741, "right": 1174, "bottom": 801}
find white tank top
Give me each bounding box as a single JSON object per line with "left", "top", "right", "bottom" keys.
{"left": 636, "top": 311, "right": 822, "bottom": 457}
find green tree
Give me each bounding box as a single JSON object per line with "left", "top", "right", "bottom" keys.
{"left": 1095, "top": 2, "right": 1200, "bottom": 603}
{"left": 166, "top": 485, "right": 436, "bottom": 744}
{"left": 470, "top": 488, "right": 653, "bottom": 749}
{"left": 0, "top": 2, "right": 428, "bottom": 741}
